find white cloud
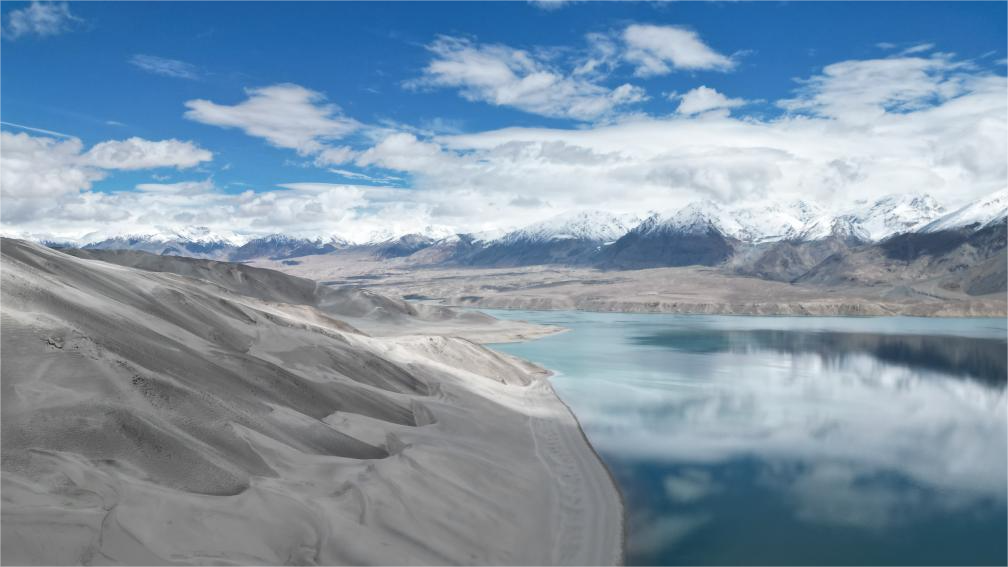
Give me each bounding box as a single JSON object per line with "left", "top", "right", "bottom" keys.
{"left": 313, "top": 145, "right": 357, "bottom": 167}
{"left": 3, "top": 52, "right": 1005, "bottom": 245}
{"left": 130, "top": 54, "right": 201, "bottom": 80}
{"left": 135, "top": 179, "right": 216, "bottom": 194}
{"left": 902, "top": 43, "right": 935, "bottom": 55}
{"left": 1, "top": 131, "right": 212, "bottom": 204}
{"left": 1, "top": 181, "right": 416, "bottom": 245}
{"left": 4, "top": 1, "right": 80, "bottom": 40}
{"left": 355, "top": 53, "right": 1005, "bottom": 223}
{"left": 527, "top": 0, "right": 575, "bottom": 11}
{"left": 84, "top": 137, "right": 213, "bottom": 170}
{"left": 184, "top": 84, "right": 360, "bottom": 154}
{"left": 0, "top": 132, "right": 100, "bottom": 198}
{"left": 623, "top": 24, "right": 735, "bottom": 76}
{"left": 327, "top": 168, "right": 403, "bottom": 184}
{"left": 674, "top": 86, "right": 746, "bottom": 115}
{"left": 778, "top": 54, "right": 974, "bottom": 122}
{"left": 409, "top": 36, "right": 647, "bottom": 120}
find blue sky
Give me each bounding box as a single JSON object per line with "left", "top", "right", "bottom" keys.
{"left": 1, "top": 1, "right": 1006, "bottom": 242}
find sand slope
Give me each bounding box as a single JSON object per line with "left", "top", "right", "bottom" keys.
{"left": 1, "top": 239, "right": 621, "bottom": 565}
{"left": 66, "top": 249, "right": 562, "bottom": 343}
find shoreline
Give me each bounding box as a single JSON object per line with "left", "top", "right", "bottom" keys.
{"left": 534, "top": 364, "right": 629, "bottom": 566}
{"left": 437, "top": 298, "right": 1008, "bottom": 319}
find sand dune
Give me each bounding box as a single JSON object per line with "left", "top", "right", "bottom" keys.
{"left": 1, "top": 239, "right": 621, "bottom": 565}
{"left": 67, "top": 248, "right": 563, "bottom": 343}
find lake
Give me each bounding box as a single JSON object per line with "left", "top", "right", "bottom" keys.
{"left": 486, "top": 311, "right": 1008, "bottom": 566}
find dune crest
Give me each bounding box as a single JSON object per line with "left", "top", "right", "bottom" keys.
{"left": 1, "top": 239, "right": 622, "bottom": 566}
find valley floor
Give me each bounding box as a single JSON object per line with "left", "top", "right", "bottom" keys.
{"left": 251, "top": 256, "right": 1008, "bottom": 317}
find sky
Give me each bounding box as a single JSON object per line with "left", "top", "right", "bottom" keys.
{"left": 1, "top": 1, "right": 1006, "bottom": 243}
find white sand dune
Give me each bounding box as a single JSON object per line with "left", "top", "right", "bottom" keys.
{"left": 1, "top": 239, "right": 622, "bottom": 565}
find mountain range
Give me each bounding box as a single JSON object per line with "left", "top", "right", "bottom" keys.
{"left": 35, "top": 189, "right": 1008, "bottom": 292}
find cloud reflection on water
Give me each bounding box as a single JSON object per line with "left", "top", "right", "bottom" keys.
{"left": 490, "top": 313, "right": 1007, "bottom": 562}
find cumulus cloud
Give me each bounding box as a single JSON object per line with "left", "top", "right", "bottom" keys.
{"left": 1, "top": 131, "right": 212, "bottom": 204}
{"left": 409, "top": 36, "right": 647, "bottom": 120}
{"left": 623, "top": 24, "right": 735, "bottom": 76}
{"left": 359, "top": 53, "right": 1005, "bottom": 222}
{"left": 674, "top": 86, "right": 746, "bottom": 115}
{"left": 130, "top": 54, "right": 201, "bottom": 80}
{"left": 184, "top": 84, "right": 361, "bottom": 154}
{"left": 3, "top": 52, "right": 1005, "bottom": 245}
{"left": 84, "top": 137, "right": 213, "bottom": 170}
{"left": 0, "top": 132, "right": 100, "bottom": 198}
{"left": 4, "top": 1, "right": 80, "bottom": 40}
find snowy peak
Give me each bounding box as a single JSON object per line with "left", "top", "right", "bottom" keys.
{"left": 793, "top": 193, "right": 944, "bottom": 243}
{"left": 168, "top": 226, "right": 247, "bottom": 247}
{"left": 851, "top": 193, "right": 945, "bottom": 240}
{"left": 363, "top": 225, "right": 457, "bottom": 246}
{"left": 230, "top": 234, "right": 350, "bottom": 261}
{"left": 920, "top": 189, "right": 1008, "bottom": 233}
{"left": 643, "top": 200, "right": 741, "bottom": 237}
{"left": 730, "top": 200, "right": 823, "bottom": 243}
{"left": 499, "top": 210, "right": 641, "bottom": 244}
{"left": 640, "top": 199, "right": 807, "bottom": 242}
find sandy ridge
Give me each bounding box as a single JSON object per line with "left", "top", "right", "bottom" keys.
{"left": 1, "top": 239, "right": 623, "bottom": 565}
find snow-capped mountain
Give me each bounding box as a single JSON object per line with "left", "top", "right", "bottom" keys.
{"left": 601, "top": 202, "right": 738, "bottom": 269}
{"left": 628, "top": 202, "right": 737, "bottom": 242}
{"left": 789, "top": 194, "right": 944, "bottom": 243}
{"left": 660, "top": 201, "right": 743, "bottom": 237}
{"left": 362, "top": 225, "right": 457, "bottom": 246}
{"left": 32, "top": 190, "right": 1005, "bottom": 271}
{"left": 920, "top": 189, "right": 1008, "bottom": 233}
{"left": 796, "top": 213, "right": 870, "bottom": 243}
{"left": 168, "top": 226, "right": 247, "bottom": 247}
{"left": 457, "top": 210, "right": 642, "bottom": 267}
{"left": 496, "top": 210, "right": 641, "bottom": 244}
{"left": 636, "top": 199, "right": 833, "bottom": 244}
{"left": 850, "top": 194, "right": 945, "bottom": 240}
{"left": 372, "top": 234, "right": 440, "bottom": 259}
{"left": 82, "top": 233, "right": 237, "bottom": 260}
{"left": 599, "top": 192, "right": 954, "bottom": 269}
{"left": 230, "top": 234, "right": 350, "bottom": 261}
{"left": 730, "top": 200, "right": 823, "bottom": 243}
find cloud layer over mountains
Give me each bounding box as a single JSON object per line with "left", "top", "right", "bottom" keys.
{"left": 1, "top": 24, "right": 1005, "bottom": 244}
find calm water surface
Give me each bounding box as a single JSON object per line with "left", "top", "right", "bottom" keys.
{"left": 486, "top": 311, "right": 1007, "bottom": 566}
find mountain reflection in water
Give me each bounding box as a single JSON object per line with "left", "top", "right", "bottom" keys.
{"left": 488, "top": 312, "right": 1008, "bottom": 566}
{"left": 630, "top": 329, "right": 1007, "bottom": 386}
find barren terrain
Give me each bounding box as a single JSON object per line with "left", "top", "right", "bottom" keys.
{"left": 1, "top": 240, "right": 621, "bottom": 565}
{"left": 250, "top": 253, "right": 1007, "bottom": 317}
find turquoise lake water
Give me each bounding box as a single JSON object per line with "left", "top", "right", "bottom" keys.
{"left": 486, "top": 311, "right": 1008, "bottom": 566}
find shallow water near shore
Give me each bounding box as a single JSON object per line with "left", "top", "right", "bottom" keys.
{"left": 486, "top": 311, "right": 1008, "bottom": 566}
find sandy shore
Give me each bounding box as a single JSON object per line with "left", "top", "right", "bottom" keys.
{"left": 1, "top": 240, "right": 622, "bottom": 565}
